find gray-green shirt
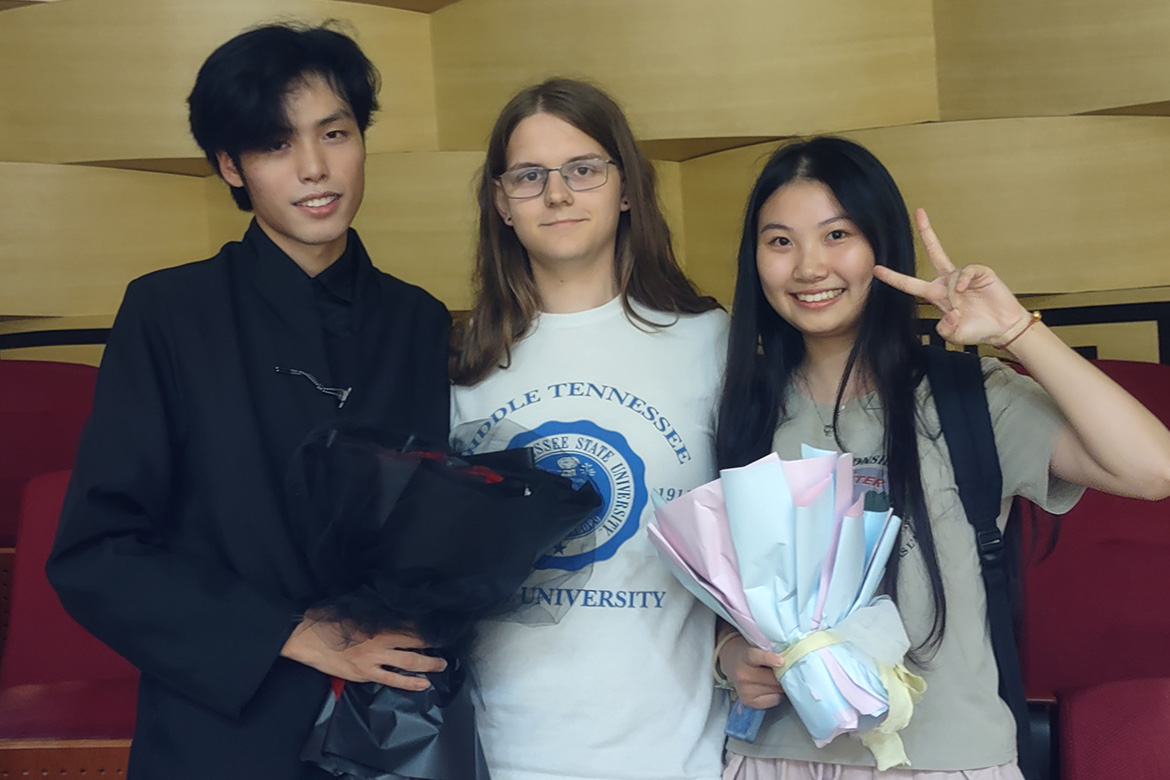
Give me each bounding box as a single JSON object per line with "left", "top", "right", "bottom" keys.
{"left": 728, "top": 358, "right": 1083, "bottom": 771}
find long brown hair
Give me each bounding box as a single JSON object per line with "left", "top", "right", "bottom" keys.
{"left": 450, "top": 78, "right": 719, "bottom": 386}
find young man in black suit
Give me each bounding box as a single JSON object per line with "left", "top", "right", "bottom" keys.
{"left": 48, "top": 23, "right": 450, "bottom": 779}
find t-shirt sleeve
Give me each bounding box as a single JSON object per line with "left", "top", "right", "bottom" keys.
{"left": 982, "top": 358, "right": 1085, "bottom": 514}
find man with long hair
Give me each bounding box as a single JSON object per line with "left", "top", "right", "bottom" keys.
{"left": 451, "top": 78, "right": 728, "bottom": 780}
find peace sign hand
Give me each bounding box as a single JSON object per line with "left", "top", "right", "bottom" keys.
{"left": 872, "top": 209, "right": 1032, "bottom": 348}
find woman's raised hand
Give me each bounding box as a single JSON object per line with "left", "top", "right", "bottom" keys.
{"left": 872, "top": 209, "right": 1033, "bottom": 348}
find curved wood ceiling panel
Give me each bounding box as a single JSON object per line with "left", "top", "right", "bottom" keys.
{"left": 936, "top": 0, "right": 1170, "bottom": 119}
{"left": 431, "top": 0, "right": 939, "bottom": 150}
{"left": 0, "top": 0, "right": 437, "bottom": 164}
{"left": 0, "top": 162, "right": 213, "bottom": 316}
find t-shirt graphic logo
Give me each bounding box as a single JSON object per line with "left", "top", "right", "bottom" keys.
{"left": 508, "top": 420, "right": 647, "bottom": 572}
{"left": 550, "top": 455, "right": 602, "bottom": 538}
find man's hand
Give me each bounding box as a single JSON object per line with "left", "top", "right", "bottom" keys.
{"left": 280, "top": 614, "right": 446, "bottom": 691}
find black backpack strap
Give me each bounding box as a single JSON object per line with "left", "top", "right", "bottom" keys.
{"left": 925, "top": 347, "right": 1035, "bottom": 780}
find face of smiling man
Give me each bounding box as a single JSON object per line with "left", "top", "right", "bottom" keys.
{"left": 218, "top": 74, "right": 366, "bottom": 276}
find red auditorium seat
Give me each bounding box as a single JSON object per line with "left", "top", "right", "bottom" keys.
{"left": 1016, "top": 359, "right": 1170, "bottom": 779}
{"left": 1058, "top": 678, "right": 1170, "bottom": 780}
{"left": 0, "top": 360, "right": 98, "bottom": 548}
{"left": 0, "top": 470, "right": 138, "bottom": 743}
{"left": 1019, "top": 360, "right": 1170, "bottom": 698}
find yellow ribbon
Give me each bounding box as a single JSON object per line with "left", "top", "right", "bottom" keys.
{"left": 859, "top": 663, "right": 927, "bottom": 770}
{"left": 774, "top": 630, "right": 928, "bottom": 771}
{"left": 775, "top": 629, "right": 844, "bottom": 678}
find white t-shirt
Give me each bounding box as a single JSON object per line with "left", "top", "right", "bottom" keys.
{"left": 451, "top": 297, "right": 730, "bottom": 780}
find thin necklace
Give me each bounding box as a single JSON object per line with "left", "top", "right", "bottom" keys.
{"left": 798, "top": 373, "right": 838, "bottom": 438}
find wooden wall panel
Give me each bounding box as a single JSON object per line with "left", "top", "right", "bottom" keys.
{"left": 352, "top": 151, "right": 483, "bottom": 310}
{"left": 338, "top": 0, "right": 461, "bottom": 11}
{"left": 679, "top": 117, "right": 1170, "bottom": 305}
{"left": 1020, "top": 286, "right": 1170, "bottom": 310}
{"left": 849, "top": 118, "right": 1170, "bottom": 295}
{"left": 0, "top": 163, "right": 211, "bottom": 316}
{"left": 0, "top": 742, "right": 131, "bottom": 779}
{"left": 431, "top": 0, "right": 939, "bottom": 151}
{"left": 1048, "top": 321, "right": 1161, "bottom": 363}
{"left": 678, "top": 143, "right": 771, "bottom": 304}
{"left": 935, "top": 0, "right": 1170, "bottom": 120}
{"left": 0, "top": 0, "right": 61, "bottom": 11}
{"left": 0, "top": 314, "right": 111, "bottom": 365}
{"left": 0, "top": 344, "right": 105, "bottom": 365}
{"left": 205, "top": 175, "right": 252, "bottom": 254}
{"left": 0, "top": 0, "right": 437, "bottom": 166}
{"left": 652, "top": 161, "right": 687, "bottom": 271}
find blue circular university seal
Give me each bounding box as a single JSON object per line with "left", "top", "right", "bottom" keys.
{"left": 508, "top": 420, "right": 647, "bottom": 572}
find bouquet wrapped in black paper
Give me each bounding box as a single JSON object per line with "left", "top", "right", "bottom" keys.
{"left": 286, "top": 424, "right": 601, "bottom": 780}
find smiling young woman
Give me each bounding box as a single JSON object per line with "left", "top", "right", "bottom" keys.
{"left": 715, "top": 136, "right": 1170, "bottom": 780}
{"left": 754, "top": 179, "right": 877, "bottom": 360}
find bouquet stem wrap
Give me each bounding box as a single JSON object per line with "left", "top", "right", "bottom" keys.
{"left": 775, "top": 604, "right": 926, "bottom": 770}
{"left": 302, "top": 669, "right": 487, "bottom": 780}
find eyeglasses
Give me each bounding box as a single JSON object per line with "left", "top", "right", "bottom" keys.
{"left": 496, "top": 158, "right": 617, "bottom": 199}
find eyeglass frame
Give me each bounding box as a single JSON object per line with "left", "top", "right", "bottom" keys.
{"left": 494, "top": 157, "right": 618, "bottom": 199}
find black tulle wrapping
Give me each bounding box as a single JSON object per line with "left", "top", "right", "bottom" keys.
{"left": 286, "top": 425, "right": 601, "bottom": 779}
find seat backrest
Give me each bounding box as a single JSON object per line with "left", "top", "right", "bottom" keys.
{"left": 0, "top": 360, "right": 98, "bottom": 547}
{"left": 1019, "top": 360, "right": 1170, "bottom": 697}
{"left": 1059, "top": 677, "right": 1170, "bottom": 780}
{"left": 0, "top": 470, "right": 137, "bottom": 688}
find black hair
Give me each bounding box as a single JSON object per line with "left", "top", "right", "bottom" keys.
{"left": 187, "top": 21, "right": 380, "bottom": 210}
{"left": 716, "top": 136, "right": 948, "bottom": 661}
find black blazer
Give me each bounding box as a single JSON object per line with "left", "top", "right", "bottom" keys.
{"left": 48, "top": 223, "right": 451, "bottom": 779}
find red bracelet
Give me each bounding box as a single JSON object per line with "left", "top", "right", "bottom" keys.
{"left": 995, "top": 310, "right": 1042, "bottom": 350}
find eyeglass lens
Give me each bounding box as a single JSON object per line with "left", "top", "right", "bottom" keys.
{"left": 500, "top": 158, "right": 610, "bottom": 198}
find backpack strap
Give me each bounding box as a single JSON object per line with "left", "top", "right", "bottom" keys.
{"left": 925, "top": 347, "right": 1035, "bottom": 780}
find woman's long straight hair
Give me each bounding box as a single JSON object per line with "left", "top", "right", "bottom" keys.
{"left": 450, "top": 78, "right": 719, "bottom": 387}
{"left": 716, "top": 137, "right": 947, "bottom": 659}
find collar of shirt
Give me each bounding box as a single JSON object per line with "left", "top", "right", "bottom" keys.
{"left": 312, "top": 238, "right": 357, "bottom": 306}
{"left": 237, "top": 219, "right": 377, "bottom": 389}
{"left": 239, "top": 219, "right": 374, "bottom": 311}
